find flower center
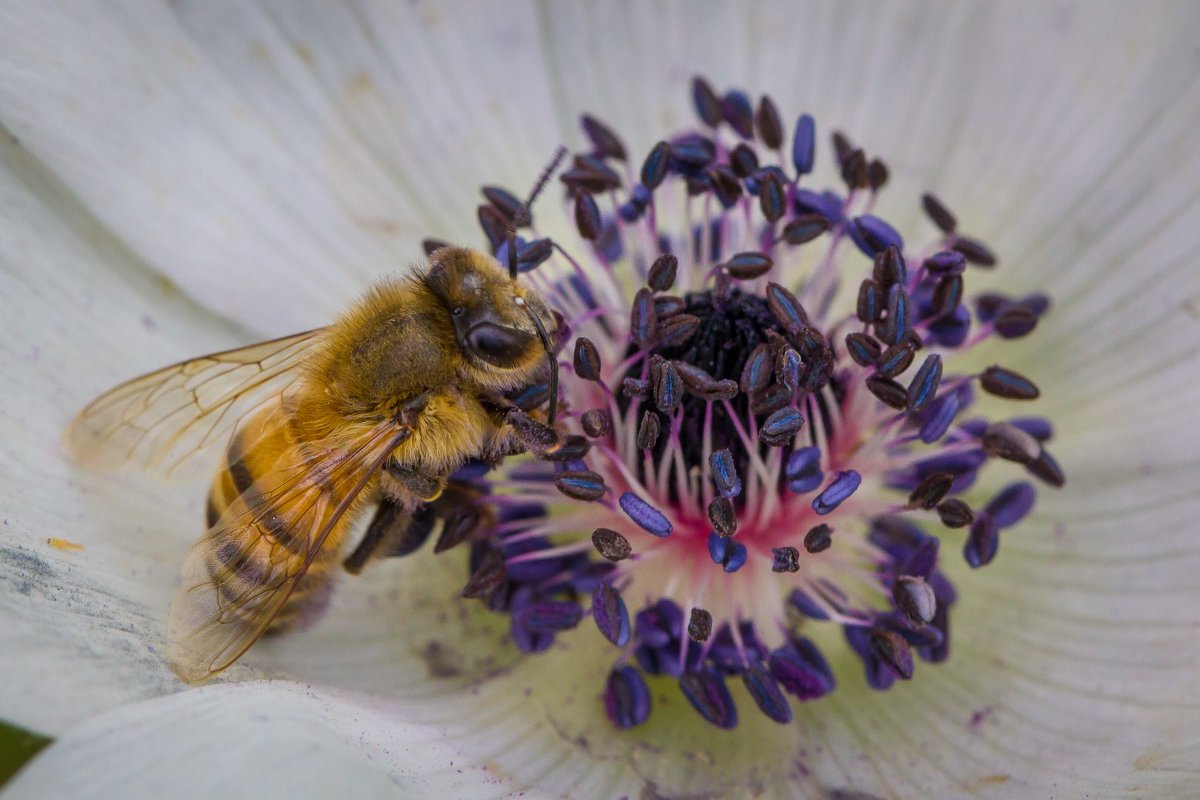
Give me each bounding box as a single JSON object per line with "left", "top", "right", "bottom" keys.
{"left": 629, "top": 288, "right": 794, "bottom": 501}
{"left": 415, "top": 77, "right": 1065, "bottom": 730}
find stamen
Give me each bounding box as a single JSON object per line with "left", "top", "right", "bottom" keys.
{"left": 791, "top": 114, "right": 816, "bottom": 175}
{"left": 679, "top": 667, "right": 738, "bottom": 730}
{"left": 573, "top": 338, "right": 602, "bottom": 381}
{"left": 605, "top": 666, "right": 651, "bottom": 728}
{"left": 952, "top": 235, "right": 998, "bottom": 267}
{"left": 768, "top": 637, "right": 835, "bottom": 700}
{"left": 937, "top": 499, "right": 974, "bottom": 528}
{"left": 688, "top": 608, "right": 713, "bottom": 642}
{"left": 980, "top": 365, "right": 1041, "bottom": 400}
{"left": 515, "top": 600, "right": 584, "bottom": 634}
{"left": 907, "top": 354, "right": 942, "bottom": 413}
{"left": 921, "top": 193, "right": 958, "bottom": 233}
{"left": 708, "top": 448, "right": 741, "bottom": 497}
{"left": 907, "top": 472, "right": 955, "bottom": 510}
{"left": 981, "top": 422, "right": 1041, "bottom": 464}
{"left": 760, "top": 407, "right": 804, "bottom": 446}
{"left": 591, "top": 528, "right": 632, "bottom": 561}
{"left": 707, "top": 532, "right": 748, "bottom": 572}
{"left": 742, "top": 661, "right": 793, "bottom": 724}
{"left": 893, "top": 576, "right": 937, "bottom": 625}
{"left": 723, "top": 252, "right": 774, "bottom": 280}
{"left": 618, "top": 492, "right": 673, "bottom": 537}
{"left": 771, "top": 546, "right": 801, "bottom": 573}
{"left": 876, "top": 342, "right": 916, "bottom": 378}
{"left": 554, "top": 470, "right": 607, "bottom": 501}
{"left": 868, "top": 628, "right": 915, "bottom": 680}
{"left": 804, "top": 524, "right": 833, "bottom": 554}
{"left": 783, "top": 214, "right": 829, "bottom": 245}
{"left": 592, "top": 581, "right": 632, "bottom": 646}
{"left": 629, "top": 288, "right": 656, "bottom": 348}
{"left": 636, "top": 410, "right": 661, "bottom": 451}
{"left": 574, "top": 192, "right": 602, "bottom": 241}
{"left": 786, "top": 447, "right": 823, "bottom": 493}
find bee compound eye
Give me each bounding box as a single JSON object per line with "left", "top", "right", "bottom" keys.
{"left": 465, "top": 323, "right": 536, "bottom": 367}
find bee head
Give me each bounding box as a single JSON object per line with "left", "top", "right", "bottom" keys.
{"left": 425, "top": 148, "right": 568, "bottom": 423}
{"left": 423, "top": 248, "right": 558, "bottom": 418}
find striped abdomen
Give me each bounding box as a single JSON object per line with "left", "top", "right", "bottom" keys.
{"left": 203, "top": 403, "right": 370, "bottom": 631}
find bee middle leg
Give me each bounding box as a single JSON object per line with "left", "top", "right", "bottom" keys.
{"left": 382, "top": 459, "right": 447, "bottom": 503}
{"left": 343, "top": 498, "right": 437, "bottom": 575}
{"left": 344, "top": 473, "right": 494, "bottom": 575}
{"left": 343, "top": 461, "right": 448, "bottom": 575}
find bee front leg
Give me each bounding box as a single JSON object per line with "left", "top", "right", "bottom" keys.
{"left": 395, "top": 391, "right": 432, "bottom": 427}
{"left": 482, "top": 407, "right": 559, "bottom": 463}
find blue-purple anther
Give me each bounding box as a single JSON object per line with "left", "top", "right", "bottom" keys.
{"left": 592, "top": 581, "right": 632, "bottom": 647}
{"left": 605, "top": 666, "right": 651, "bottom": 728}
{"left": 619, "top": 491, "right": 673, "bottom": 536}
{"left": 812, "top": 470, "right": 862, "bottom": 515}
{"left": 708, "top": 531, "right": 749, "bottom": 573}
{"left": 437, "top": 77, "right": 1065, "bottom": 730}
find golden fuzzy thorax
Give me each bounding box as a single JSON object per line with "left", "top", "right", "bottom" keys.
{"left": 297, "top": 247, "right": 553, "bottom": 478}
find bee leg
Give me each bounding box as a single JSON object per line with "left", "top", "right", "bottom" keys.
{"left": 342, "top": 502, "right": 398, "bottom": 574}
{"left": 485, "top": 408, "right": 557, "bottom": 462}
{"left": 431, "top": 501, "right": 494, "bottom": 554}
{"left": 343, "top": 498, "right": 437, "bottom": 575}
{"left": 383, "top": 459, "right": 447, "bottom": 503}
{"left": 477, "top": 391, "right": 556, "bottom": 461}
{"left": 396, "top": 391, "right": 432, "bottom": 427}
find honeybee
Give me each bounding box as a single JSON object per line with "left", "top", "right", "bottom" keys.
{"left": 68, "top": 246, "right": 560, "bottom": 684}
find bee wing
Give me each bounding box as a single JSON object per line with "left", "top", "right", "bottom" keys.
{"left": 67, "top": 329, "right": 325, "bottom": 477}
{"left": 167, "top": 420, "right": 412, "bottom": 684}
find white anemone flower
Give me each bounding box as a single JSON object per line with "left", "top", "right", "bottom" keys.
{"left": 2, "top": 2, "right": 1199, "bottom": 798}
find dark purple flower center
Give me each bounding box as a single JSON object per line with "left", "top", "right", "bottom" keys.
{"left": 626, "top": 288, "right": 808, "bottom": 501}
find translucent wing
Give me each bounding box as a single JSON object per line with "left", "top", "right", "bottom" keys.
{"left": 67, "top": 329, "right": 325, "bottom": 477}
{"left": 167, "top": 417, "right": 411, "bottom": 684}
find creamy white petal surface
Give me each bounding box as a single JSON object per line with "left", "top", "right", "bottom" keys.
{"left": 0, "top": 131, "right": 245, "bottom": 731}
{"left": 2, "top": 1, "right": 1199, "bottom": 799}
{"left": 4, "top": 682, "right": 563, "bottom": 800}
{"left": 0, "top": 0, "right": 565, "bottom": 334}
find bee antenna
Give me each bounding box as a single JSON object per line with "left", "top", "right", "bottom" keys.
{"left": 507, "top": 146, "right": 568, "bottom": 279}
{"left": 508, "top": 147, "right": 567, "bottom": 417}
{"left": 515, "top": 297, "right": 559, "bottom": 427}
{"left": 523, "top": 146, "right": 568, "bottom": 214}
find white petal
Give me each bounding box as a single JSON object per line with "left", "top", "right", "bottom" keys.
{"left": 0, "top": 0, "right": 566, "bottom": 334}
{"left": 4, "top": 683, "right": 558, "bottom": 800}
{"left": 0, "top": 134, "right": 242, "bottom": 732}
